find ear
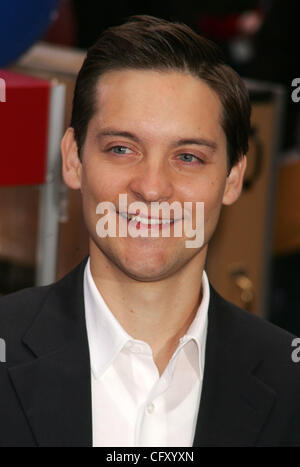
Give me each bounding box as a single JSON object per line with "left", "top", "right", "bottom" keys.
{"left": 222, "top": 155, "right": 247, "bottom": 206}
{"left": 61, "top": 127, "right": 82, "bottom": 190}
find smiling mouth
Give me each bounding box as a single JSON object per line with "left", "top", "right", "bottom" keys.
{"left": 118, "top": 212, "right": 177, "bottom": 226}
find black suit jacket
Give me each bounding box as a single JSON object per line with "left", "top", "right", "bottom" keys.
{"left": 1, "top": 257, "right": 300, "bottom": 447}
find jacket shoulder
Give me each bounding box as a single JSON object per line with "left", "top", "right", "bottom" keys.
{"left": 210, "top": 286, "right": 300, "bottom": 374}
{"left": 211, "top": 285, "right": 296, "bottom": 336}
{"left": 0, "top": 258, "right": 86, "bottom": 342}
{"left": 0, "top": 284, "right": 53, "bottom": 340}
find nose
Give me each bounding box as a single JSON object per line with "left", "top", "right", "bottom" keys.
{"left": 128, "top": 157, "right": 174, "bottom": 203}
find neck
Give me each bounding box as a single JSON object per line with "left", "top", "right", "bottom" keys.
{"left": 89, "top": 241, "right": 207, "bottom": 374}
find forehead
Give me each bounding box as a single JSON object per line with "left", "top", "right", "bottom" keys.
{"left": 91, "top": 69, "right": 224, "bottom": 142}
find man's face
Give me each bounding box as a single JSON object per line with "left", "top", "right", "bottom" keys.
{"left": 62, "top": 69, "right": 246, "bottom": 281}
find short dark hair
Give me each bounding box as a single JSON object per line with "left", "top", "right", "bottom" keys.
{"left": 71, "top": 15, "right": 251, "bottom": 170}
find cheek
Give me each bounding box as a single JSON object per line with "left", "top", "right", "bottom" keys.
{"left": 206, "top": 176, "right": 226, "bottom": 205}
{"left": 183, "top": 172, "right": 226, "bottom": 205}
{"left": 186, "top": 174, "right": 226, "bottom": 232}
{"left": 203, "top": 177, "right": 227, "bottom": 236}
{"left": 80, "top": 159, "right": 121, "bottom": 206}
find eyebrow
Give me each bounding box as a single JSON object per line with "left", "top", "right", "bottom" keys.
{"left": 96, "top": 129, "right": 218, "bottom": 151}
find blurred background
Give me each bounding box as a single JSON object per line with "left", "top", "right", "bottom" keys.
{"left": 0, "top": 0, "right": 299, "bottom": 333}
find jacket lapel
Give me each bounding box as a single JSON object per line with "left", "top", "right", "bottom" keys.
{"left": 193, "top": 286, "right": 276, "bottom": 447}
{"left": 8, "top": 258, "right": 93, "bottom": 447}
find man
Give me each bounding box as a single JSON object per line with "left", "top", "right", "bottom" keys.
{"left": 1, "top": 15, "right": 300, "bottom": 447}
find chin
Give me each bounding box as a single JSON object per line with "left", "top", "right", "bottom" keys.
{"left": 119, "top": 266, "right": 173, "bottom": 282}
{"left": 117, "top": 252, "right": 180, "bottom": 282}
{"left": 91, "top": 237, "right": 185, "bottom": 280}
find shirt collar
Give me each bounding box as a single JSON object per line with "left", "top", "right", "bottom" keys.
{"left": 84, "top": 257, "right": 210, "bottom": 379}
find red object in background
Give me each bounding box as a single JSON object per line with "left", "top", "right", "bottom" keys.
{"left": 43, "top": 0, "right": 77, "bottom": 47}
{"left": 197, "top": 13, "right": 241, "bottom": 41}
{"left": 0, "top": 70, "right": 50, "bottom": 186}
{"left": 197, "top": 9, "right": 264, "bottom": 41}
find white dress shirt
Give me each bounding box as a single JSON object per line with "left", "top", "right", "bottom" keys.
{"left": 83, "top": 257, "right": 210, "bottom": 447}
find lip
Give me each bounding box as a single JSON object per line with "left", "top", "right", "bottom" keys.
{"left": 117, "top": 211, "right": 182, "bottom": 231}
{"left": 117, "top": 211, "right": 181, "bottom": 222}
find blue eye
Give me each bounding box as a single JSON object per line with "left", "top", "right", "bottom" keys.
{"left": 110, "top": 146, "right": 132, "bottom": 155}
{"left": 179, "top": 153, "right": 202, "bottom": 163}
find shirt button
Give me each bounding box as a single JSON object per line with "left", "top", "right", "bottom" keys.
{"left": 131, "top": 344, "right": 142, "bottom": 354}
{"left": 146, "top": 403, "right": 155, "bottom": 414}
